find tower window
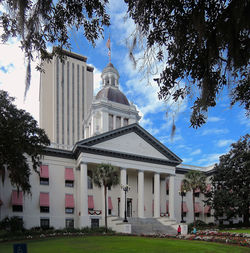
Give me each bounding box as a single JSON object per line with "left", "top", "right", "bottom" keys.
{"left": 109, "top": 114, "right": 113, "bottom": 131}
{"left": 124, "top": 118, "right": 129, "bottom": 126}
{"left": 116, "top": 116, "right": 121, "bottom": 128}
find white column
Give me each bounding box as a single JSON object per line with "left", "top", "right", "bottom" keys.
{"left": 120, "top": 168, "right": 127, "bottom": 218}
{"left": 169, "top": 174, "right": 176, "bottom": 220}
{"left": 154, "top": 173, "right": 160, "bottom": 218}
{"left": 138, "top": 170, "right": 144, "bottom": 218}
{"left": 113, "top": 115, "right": 116, "bottom": 130}
{"left": 79, "top": 162, "right": 90, "bottom": 227}
{"left": 160, "top": 177, "right": 166, "bottom": 213}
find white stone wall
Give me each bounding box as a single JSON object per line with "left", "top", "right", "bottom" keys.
{"left": 0, "top": 154, "right": 215, "bottom": 229}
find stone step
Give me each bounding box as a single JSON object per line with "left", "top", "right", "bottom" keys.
{"left": 127, "top": 217, "right": 177, "bottom": 235}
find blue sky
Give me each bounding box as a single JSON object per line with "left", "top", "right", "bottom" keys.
{"left": 0, "top": 0, "right": 249, "bottom": 167}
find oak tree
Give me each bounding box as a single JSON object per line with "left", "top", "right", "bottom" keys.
{"left": 125, "top": 0, "right": 250, "bottom": 128}
{"left": 0, "top": 90, "right": 50, "bottom": 194}
{"left": 206, "top": 134, "right": 250, "bottom": 225}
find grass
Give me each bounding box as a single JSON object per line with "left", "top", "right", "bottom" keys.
{"left": 220, "top": 229, "right": 250, "bottom": 234}
{"left": 0, "top": 236, "right": 249, "bottom": 253}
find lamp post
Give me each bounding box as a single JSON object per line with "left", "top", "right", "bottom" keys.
{"left": 179, "top": 190, "right": 186, "bottom": 223}
{"left": 121, "top": 184, "right": 130, "bottom": 222}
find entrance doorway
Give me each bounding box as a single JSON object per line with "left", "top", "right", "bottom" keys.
{"left": 127, "top": 198, "right": 132, "bottom": 217}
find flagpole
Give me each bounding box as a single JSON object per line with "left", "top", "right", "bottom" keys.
{"left": 106, "top": 35, "right": 111, "bottom": 63}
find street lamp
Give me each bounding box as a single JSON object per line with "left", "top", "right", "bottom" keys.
{"left": 179, "top": 189, "right": 186, "bottom": 223}
{"left": 121, "top": 184, "right": 130, "bottom": 222}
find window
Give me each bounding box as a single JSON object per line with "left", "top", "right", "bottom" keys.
{"left": 88, "top": 170, "right": 93, "bottom": 189}
{"left": 12, "top": 205, "right": 23, "bottom": 212}
{"left": 12, "top": 190, "right": 23, "bottom": 212}
{"left": 194, "top": 192, "right": 200, "bottom": 198}
{"left": 126, "top": 174, "right": 128, "bottom": 185}
{"left": 40, "top": 192, "right": 49, "bottom": 213}
{"left": 207, "top": 213, "right": 211, "bottom": 217}
{"left": 166, "top": 189, "right": 169, "bottom": 195}
{"left": 65, "top": 194, "right": 74, "bottom": 213}
{"left": 66, "top": 219, "right": 74, "bottom": 229}
{"left": 123, "top": 118, "right": 129, "bottom": 126}
{"left": 65, "top": 180, "right": 74, "bottom": 187}
{"left": 40, "top": 178, "right": 49, "bottom": 185}
{"left": 91, "top": 219, "right": 99, "bottom": 228}
{"left": 116, "top": 116, "right": 121, "bottom": 128}
{"left": 65, "top": 168, "right": 74, "bottom": 187}
{"left": 152, "top": 177, "right": 154, "bottom": 194}
{"left": 108, "top": 209, "right": 112, "bottom": 215}
{"left": 195, "top": 213, "right": 200, "bottom": 218}
{"left": 108, "top": 185, "right": 111, "bottom": 190}
{"left": 40, "top": 165, "right": 49, "bottom": 185}
{"left": 40, "top": 206, "right": 49, "bottom": 213}
{"left": 40, "top": 218, "right": 50, "bottom": 229}
{"left": 65, "top": 208, "right": 74, "bottom": 214}
{"left": 109, "top": 114, "right": 113, "bottom": 130}
{"left": 183, "top": 212, "right": 187, "bottom": 217}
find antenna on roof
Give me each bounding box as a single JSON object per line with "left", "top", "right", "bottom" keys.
{"left": 106, "top": 35, "right": 111, "bottom": 63}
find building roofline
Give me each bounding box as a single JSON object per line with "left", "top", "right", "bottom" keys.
{"left": 74, "top": 123, "right": 182, "bottom": 163}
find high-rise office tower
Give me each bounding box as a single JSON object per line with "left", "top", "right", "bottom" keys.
{"left": 39, "top": 49, "right": 94, "bottom": 148}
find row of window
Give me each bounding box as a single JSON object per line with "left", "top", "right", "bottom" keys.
{"left": 108, "top": 114, "right": 129, "bottom": 131}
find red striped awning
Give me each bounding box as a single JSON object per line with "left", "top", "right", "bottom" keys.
{"left": 195, "top": 202, "right": 202, "bottom": 213}
{"left": 65, "top": 168, "right": 74, "bottom": 180}
{"left": 204, "top": 205, "right": 211, "bottom": 213}
{"left": 12, "top": 190, "right": 23, "bottom": 205}
{"left": 40, "top": 165, "right": 49, "bottom": 178}
{"left": 182, "top": 202, "right": 189, "bottom": 212}
{"left": 88, "top": 195, "right": 94, "bottom": 209}
{"left": 65, "top": 194, "right": 74, "bottom": 208}
{"left": 40, "top": 192, "right": 49, "bottom": 206}
{"left": 108, "top": 197, "right": 113, "bottom": 210}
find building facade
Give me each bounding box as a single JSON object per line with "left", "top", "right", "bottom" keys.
{"left": 0, "top": 51, "right": 218, "bottom": 232}
{"left": 40, "top": 49, "right": 94, "bottom": 148}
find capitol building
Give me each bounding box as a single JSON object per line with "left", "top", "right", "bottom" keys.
{"left": 0, "top": 49, "right": 221, "bottom": 234}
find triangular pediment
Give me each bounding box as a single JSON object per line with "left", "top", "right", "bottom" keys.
{"left": 75, "top": 124, "right": 182, "bottom": 163}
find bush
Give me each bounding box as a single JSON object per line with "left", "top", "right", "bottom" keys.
{"left": 188, "top": 220, "right": 210, "bottom": 233}
{"left": 0, "top": 216, "right": 24, "bottom": 232}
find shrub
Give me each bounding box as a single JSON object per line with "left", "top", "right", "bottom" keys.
{"left": 0, "top": 216, "right": 24, "bottom": 232}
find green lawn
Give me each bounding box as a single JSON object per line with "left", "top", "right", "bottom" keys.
{"left": 220, "top": 229, "right": 250, "bottom": 234}
{"left": 0, "top": 236, "right": 249, "bottom": 253}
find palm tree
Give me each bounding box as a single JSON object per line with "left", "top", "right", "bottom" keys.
{"left": 182, "top": 170, "right": 206, "bottom": 226}
{"left": 92, "top": 163, "right": 120, "bottom": 232}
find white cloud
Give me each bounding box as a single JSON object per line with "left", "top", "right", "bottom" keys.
{"left": 190, "top": 149, "right": 201, "bottom": 156}
{"left": 196, "top": 153, "right": 224, "bottom": 167}
{"left": 207, "top": 116, "right": 223, "bottom": 122}
{"left": 91, "top": 66, "right": 102, "bottom": 95}
{"left": 0, "top": 41, "right": 40, "bottom": 122}
{"left": 217, "top": 139, "right": 234, "bottom": 147}
{"left": 201, "top": 128, "right": 229, "bottom": 136}
{"left": 182, "top": 157, "right": 193, "bottom": 163}
{"left": 238, "top": 111, "right": 250, "bottom": 128}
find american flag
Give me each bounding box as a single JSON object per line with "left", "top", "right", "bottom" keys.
{"left": 106, "top": 37, "right": 111, "bottom": 50}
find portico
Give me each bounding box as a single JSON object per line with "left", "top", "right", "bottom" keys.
{"left": 75, "top": 123, "right": 181, "bottom": 227}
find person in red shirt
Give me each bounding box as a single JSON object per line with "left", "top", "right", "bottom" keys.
{"left": 177, "top": 225, "right": 181, "bottom": 235}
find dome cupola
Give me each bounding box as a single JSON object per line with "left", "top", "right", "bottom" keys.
{"left": 96, "top": 62, "right": 130, "bottom": 106}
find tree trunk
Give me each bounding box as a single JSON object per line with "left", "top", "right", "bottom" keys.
{"left": 104, "top": 185, "right": 107, "bottom": 233}
{"left": 193, "top": 190, "right": 196, "bottom": 226}
{"left": 243, "top": 209, "right": 250, "bottom": 226}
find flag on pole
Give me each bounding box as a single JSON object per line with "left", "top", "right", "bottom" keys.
{"left": 106, "top": 37, "right": 111, "bottom": 50}
{"left": 106, "top": 36, "right": 111, "bottom": 62}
